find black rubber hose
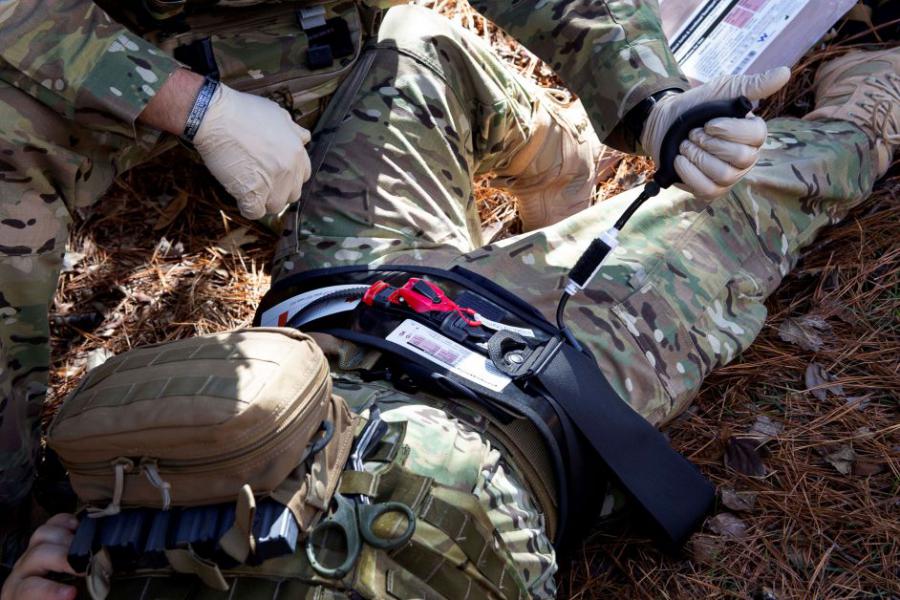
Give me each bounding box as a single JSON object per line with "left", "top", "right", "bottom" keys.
{"left": 557, "top": 96, "right": 754, "bottom": 348}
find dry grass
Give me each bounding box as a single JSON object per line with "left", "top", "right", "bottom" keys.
{"left": 46, "top": 3, "right": 898, "bottom": 598}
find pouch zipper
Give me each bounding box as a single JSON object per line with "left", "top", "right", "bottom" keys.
{"left": 66, "top": 361, "right": 330, "bottom": 477}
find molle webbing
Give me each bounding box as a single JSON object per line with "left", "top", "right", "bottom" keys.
{"left": 99, "top": 426, "right": 526, "bottom": 599}
{"left": 343, "top": 464, "right": 526, "bottom": 600}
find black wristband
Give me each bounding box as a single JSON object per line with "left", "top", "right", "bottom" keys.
{"left": 182, "top": 75, "right": 219, "bottom": 141}
{"left": 623, "top": 88, "right": 684, "bottom": 143}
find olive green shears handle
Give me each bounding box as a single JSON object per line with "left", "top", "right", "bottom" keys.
{"left": 306, "top": 494, "right": 361, "bottom": 579}
{"left": 306, "top": 494, "right": 416, "bottom": 579}
{"left": 357, "top": 500, "right": 416, "bottom": 550}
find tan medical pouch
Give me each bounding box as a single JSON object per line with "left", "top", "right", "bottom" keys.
{"left": 47, "top": 328, "right": 354, "bottom": 533}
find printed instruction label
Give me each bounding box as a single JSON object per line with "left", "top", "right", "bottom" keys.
{"left": 386, "top": 319, "right": 511, "bottom": 393}
{"left": 474, "top": 314, "right": 535, "bottom": 339}
{"left": 259, "top": 284, "right": 367, "bottom": 327}
{"left": 668, "top": 0, "right": 807, "bottom": 82}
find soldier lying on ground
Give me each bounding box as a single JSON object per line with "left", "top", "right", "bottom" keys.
{"left": 0, "top": 0, "right": 787, "bottom": 545}
{"left": 2, "top": 23, "right": 898, "bottom": 595}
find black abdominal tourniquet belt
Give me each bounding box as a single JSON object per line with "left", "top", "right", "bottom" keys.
{"left": 255, "top": 264, "right": 715, "bottom": 550}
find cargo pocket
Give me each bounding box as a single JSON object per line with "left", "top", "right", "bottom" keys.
{"left": 605, "top": 206, "right": 729, "bottom": 419}
{"left": 608, "top": 197, "right": 767, "bottom": 419}
{"left": 156, "top": 1, "right": 363, "bottom": 129}
{"left": 609, "top": 282, "right": 697, "bottom": 421}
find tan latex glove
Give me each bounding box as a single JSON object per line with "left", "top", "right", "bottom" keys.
{"left": 194, "top": 84, "right": 312, "bottom": 220}
{"left": 640, "top": 67, "right": 791, "bottom": 199}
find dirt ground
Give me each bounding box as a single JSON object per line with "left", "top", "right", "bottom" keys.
{"left": 45, "top": 3, "right": 898, "bottom": 598}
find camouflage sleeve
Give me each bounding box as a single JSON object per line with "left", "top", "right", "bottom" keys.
{"left": 467, "top": 0, "right": 690, "bottom": 152}
{"left": 0, "top": 0, "right": 179, "bottom": 136}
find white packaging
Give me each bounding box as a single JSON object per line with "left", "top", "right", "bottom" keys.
{"left": 659, "top": 0, "right": 856, "bottom": 83}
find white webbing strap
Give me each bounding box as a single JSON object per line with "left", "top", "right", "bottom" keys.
{"left": 141, "top": 459, "right": 172, "bottom": 510}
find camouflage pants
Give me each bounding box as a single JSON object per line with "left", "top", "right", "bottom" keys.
{"left": 273, "top": 6, "right": 881, "bottom": 426}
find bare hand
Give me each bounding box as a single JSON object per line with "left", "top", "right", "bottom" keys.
{"left": 1, "top": 513, "right": 79, "bottom": 600}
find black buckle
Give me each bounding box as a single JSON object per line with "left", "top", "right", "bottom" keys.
{"left": 301, "top": 16, "right": 354, "bottom": 69}
{"left": 487, "top": 331, "right": 562, "bottom": 379}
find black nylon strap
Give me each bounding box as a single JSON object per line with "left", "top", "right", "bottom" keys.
{"left": 535, "top": 341, "right": 714, "bottom": 547}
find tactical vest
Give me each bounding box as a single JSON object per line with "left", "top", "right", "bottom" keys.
{"left": 98, "top": 0, "right": 406, "bottom": 129}
{"left": 92, "top": 427, "right": 528, "bottom": 600}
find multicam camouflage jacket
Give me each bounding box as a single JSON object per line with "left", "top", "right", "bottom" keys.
{"left": 0, "top": 0, "right": 688, "bottom": 152}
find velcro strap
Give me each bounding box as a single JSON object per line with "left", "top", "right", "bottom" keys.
{"left": 369, "top": 421, "right": 406, "bottom": 463}
{"left": 339, "top": 470, "right": 380, "bottom": 497}
{"left": 392, "top": 525, "right": 520, "bottom": 600}
{"left": 372, "top": 464, "right": 432, "bottom": 510}
{"left": 354, "top": 545, "right": 451, "bottom": 600}
{"left": 165, "top": 547, "right": 229, "bottom": 591}
{"left": 368, "top": 464, "right": 524, "bottom": 600}
{"left": 419, "top": 494, "right": 507, "bottom": 587}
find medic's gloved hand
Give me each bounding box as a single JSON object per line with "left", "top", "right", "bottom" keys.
{"left": 640, "top": 67, "right": 792, "bottom": 199}
{"left": 194, "top": 84, "right": 312, "bottom": 220}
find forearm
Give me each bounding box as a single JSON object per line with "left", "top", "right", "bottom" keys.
{"left": 138, "top": 69, "right": 205, "bottom": 135}
{"left": 468, "top": 0, "right": 689, "bottom": 151}
{"left": 0, "top": 0, "right": 179, "bottom": 132}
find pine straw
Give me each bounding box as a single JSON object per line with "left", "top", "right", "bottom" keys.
{"left": 46, "top": 3, "right": 898, "bottom": 598}
{"left": 47, "top": 160, "right": 275, "bottom": 400}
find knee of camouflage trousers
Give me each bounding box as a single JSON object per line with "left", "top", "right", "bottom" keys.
{"left": 272, "top": 2, "right": 567, "bottom": 278}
